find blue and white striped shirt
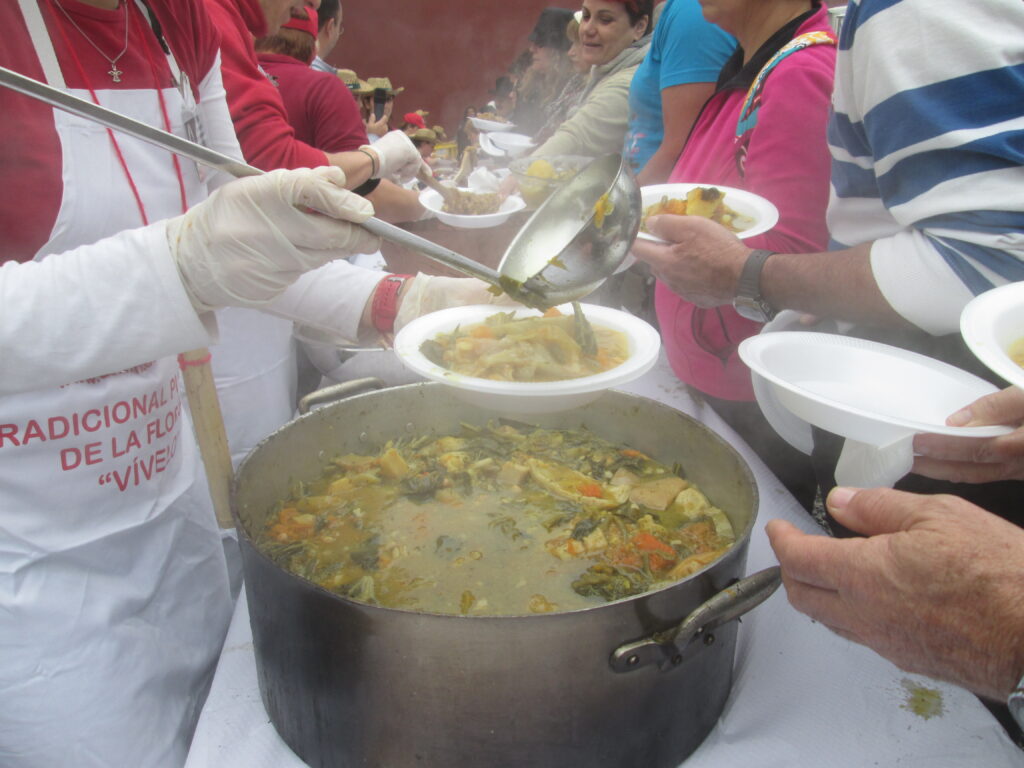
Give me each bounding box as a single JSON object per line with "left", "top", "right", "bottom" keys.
{"left": 827, "top": 0, "right": 1024, "bottom": 334}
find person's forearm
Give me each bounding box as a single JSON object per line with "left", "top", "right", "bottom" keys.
{"left": 365, "top": 180, "right": 425, "bottom": 224}
{"left": 763, "top": 243, "right": 912, "bottom": 328}
{"left": 638, "top": 82, "right": 714, "bottom": 186}
{"left": 636, "top": 143, "right": 683, "bottom": 187}
{"left": 1, "top": 224, "right": 212, "bottom": 394}
{"left": 326, "top": 149, "right": 375, "bottom": 189}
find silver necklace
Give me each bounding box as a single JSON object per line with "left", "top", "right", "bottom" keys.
{"left": 52, "top": 0, "right": 131, "bottom": 83}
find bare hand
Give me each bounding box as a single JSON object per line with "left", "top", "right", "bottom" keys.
{"left": 766, "top": 487, "right": 1024, "bottom": 700}
{"left": 365, "top": 103, "right": 392, "bottom": 138}
{"left": 629, "top": 215, "right": 750, "bottom": 307}
{"left": 912, "top": 386, "right": 1024, "bottom": 482}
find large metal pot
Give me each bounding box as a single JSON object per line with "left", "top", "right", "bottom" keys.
{"left": 232, "top": 383, "right": 776, "bottom": 768}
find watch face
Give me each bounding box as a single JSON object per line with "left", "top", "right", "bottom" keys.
{"left": 733, "top": 296, "right": 771, "bottom": 323}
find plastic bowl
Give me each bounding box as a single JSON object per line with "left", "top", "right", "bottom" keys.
{"left": 960, "top": 281, "right": 1024, "bottom": 390}
{"left": 418, "top": 188, "right": 525, "bottom": 229}
{"left": 393, "top": 303, "right": 662, "bottom": 414}
{"left": 508, "top": 155, "right": 591, "bottom": 209}
{"left": 637, "top": 183, "right": 780, "bottom": 243}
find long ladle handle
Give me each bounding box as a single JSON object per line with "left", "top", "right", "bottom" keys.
{"left": 0, "top": 65, "right": 503, "bottom": 288}
{"left": 358, "top": 217, "right": 502, "bottom": 284}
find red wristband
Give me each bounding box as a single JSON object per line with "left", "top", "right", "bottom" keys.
{"left": 371, "top": 274, "right": 413, "bottom": 334}
{"left": 177, "top": 351, "right": 212, "bottom": 370}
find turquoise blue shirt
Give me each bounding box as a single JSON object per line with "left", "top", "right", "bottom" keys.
{"left": 624, "top": 0, "right": 735, "bottom": 174}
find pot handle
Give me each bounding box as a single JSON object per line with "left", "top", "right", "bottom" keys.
{"left": 609, "top": 566, "right": 781, "bottom": 674}
{"left": 298, "top": 377, "right": 386, "bottom": 414}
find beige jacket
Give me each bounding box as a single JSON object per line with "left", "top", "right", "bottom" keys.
{"left": 533, "top": 39, "right": 650, "bottom": 158}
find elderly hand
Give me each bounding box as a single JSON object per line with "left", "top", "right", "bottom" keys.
{"left": 630, "top": 214, "right": 751, "bottom": 307}
{"left": 167, "top": 167, "right": 379, "bottom": 312}
{"left": 767, "top": 487, "right": 1024, "bottom": 701}
{"left": 394, "top": 274, "right": 523, "bottom": 332}
{"left": 365, "top": 130, "right": 428, "bottom": 184}
{"left": 912, "top": 386, "right": 1024, "bottom": 482}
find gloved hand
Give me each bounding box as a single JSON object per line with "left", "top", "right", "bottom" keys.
{"left": 167, "top": 167, "right": 380, "bottom": 312}
{"left": 394, "top": 274, "right": 524, "bottom": 332}
{"left": 364, "top": 130, "right": 428, "bottom": 184}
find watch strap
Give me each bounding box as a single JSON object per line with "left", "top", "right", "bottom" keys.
{"left": 734, "top": 249, "right": 776, "bottom": 321}
{"left": 1009, "top": 672, "right": 1024, "bottom": 732}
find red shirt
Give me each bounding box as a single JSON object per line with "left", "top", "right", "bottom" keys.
{"left": 0, "top": 0, "right": 219, "bottom": 262}
{"left": 256, "top": 53, "right": 368, "bottom": 153}
{"left": 203, "top": 0, "right": 327, "bottom": 170}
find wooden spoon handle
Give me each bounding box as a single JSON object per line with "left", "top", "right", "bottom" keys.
{"left": 179, "top": 348, "right": 234, "bottom": 529}
{"left": 417, "top": 165, "right": 456, "bottom": 203}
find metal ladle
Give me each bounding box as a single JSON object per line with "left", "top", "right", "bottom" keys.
{"left": 0, "top": 66, "right": 640, "bottom": 310}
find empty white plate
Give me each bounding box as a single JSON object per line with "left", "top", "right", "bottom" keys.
{"left": 477, "top": 131, "right": 508, "bottom": 158}
{"left": 486, "top": 132, "right": 535, "bottom": 157}
{"left": 739, "top": 331, "right": 1012, "bottom": 450}
{"left": 469, "top": 116, "right": 515, "bottom": 132}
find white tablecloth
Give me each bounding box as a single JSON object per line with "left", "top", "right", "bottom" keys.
{"left": 185, "top": 356, "right": 1022, "bottom": 768}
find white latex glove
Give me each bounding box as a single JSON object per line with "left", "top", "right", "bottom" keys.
{"left": 167, "top": 167, "right": 380, "bottom": 312}
{"left": 364, "top": 130, "right": 428, "bottom": 184}
{"left": 394, "top": 274, "right": 524, "bottom": 332}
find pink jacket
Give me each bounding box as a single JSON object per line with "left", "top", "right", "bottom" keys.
{"left": 657, "top": 6, "right": 835, "bottom": 401}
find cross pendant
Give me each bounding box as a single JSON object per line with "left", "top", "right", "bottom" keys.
{"left": 109, "top": 65, "right": 123, "bottom": 83}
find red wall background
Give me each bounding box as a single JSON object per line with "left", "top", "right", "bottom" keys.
{"left": 328, "top": 0, "right": 578, "bottom": 139}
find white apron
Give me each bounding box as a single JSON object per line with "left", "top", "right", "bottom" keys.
{"left": 0, "top": 5, "right": 232, "bottom": 766}
{"left": 211, "top": 307, "right": 298, "bottom": 469}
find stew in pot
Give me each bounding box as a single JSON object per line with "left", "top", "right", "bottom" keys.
{"left": 259, "top": 422, "right": 736, "bottom": 616}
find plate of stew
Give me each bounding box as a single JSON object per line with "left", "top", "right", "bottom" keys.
{"left": 637, "top": 183, "right": 779, "bottom": 243}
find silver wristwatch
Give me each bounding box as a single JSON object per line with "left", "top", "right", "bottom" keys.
{"left": 733, "top": 249, "right": 777, "bottom": 322}
{"left": 1010, "top": 672, "right": 1024, "bottom": 731}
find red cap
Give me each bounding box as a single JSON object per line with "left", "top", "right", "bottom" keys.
{"left": 403, "top": 112, "right": 426, "bottom": 130}
{"left": 282, "top": 5, "right": 318, "bottom": 38}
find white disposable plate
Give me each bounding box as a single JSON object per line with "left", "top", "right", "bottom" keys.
{"left": 469, "top": 116, "right": 515, "bottom": 132}
{"left": 636, "top": 183, "right": 780, "bottom": 244}
{"left": 960, "top": 282, "right": 1024, "bottom": 390}
{"left": 418, "top": 188, "right": 525, "bottom": 229}
{"left": 738, "top": 331, "right": 1013, "bottom": 449}
{"left": 394, "top": 304, "right": 662, "bottom": 414}
{"left": 487, "top": 132, "right": 535, "bottom": 157}
{"left": 477, "top": 131, "right": 507, "bottom": 158}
